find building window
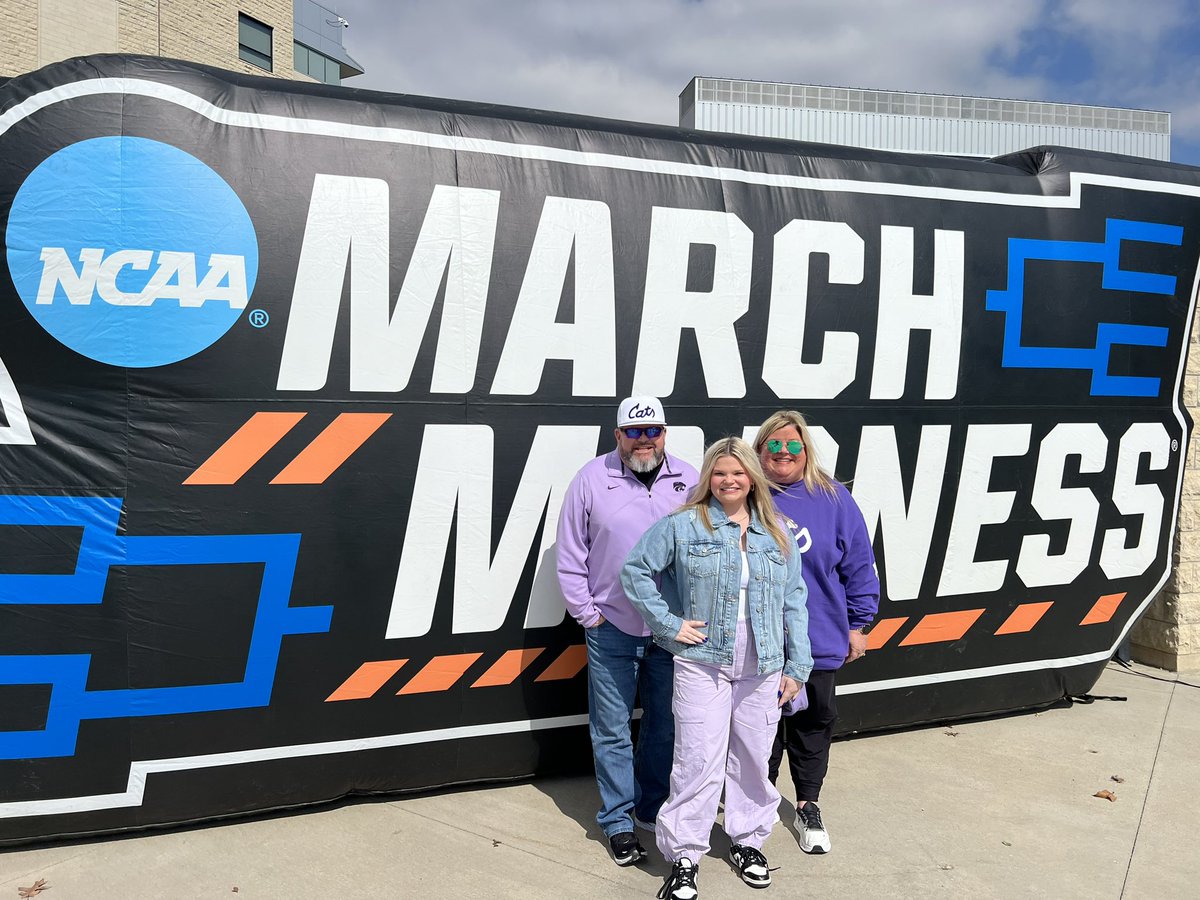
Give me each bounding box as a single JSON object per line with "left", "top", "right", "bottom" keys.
{"left": 294, "top": 42, "right": 341, "bottom": 85}
{"left": 238, "top": 13, "right": 273, "bottom": 72}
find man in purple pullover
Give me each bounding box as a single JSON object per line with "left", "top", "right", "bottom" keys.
{"left": 556, "top": 396, "right": 698, "bottom": 867}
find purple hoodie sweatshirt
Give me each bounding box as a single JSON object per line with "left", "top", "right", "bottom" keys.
{"left": 773, "top": 479, "right": 880, "bottom": 671}
{"left": 557, "top": 449, "right": 699, "bottom": 636}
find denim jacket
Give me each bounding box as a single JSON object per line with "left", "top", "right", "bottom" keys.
{"left": 621, "top": 498, "right": 813, "bottom": 682}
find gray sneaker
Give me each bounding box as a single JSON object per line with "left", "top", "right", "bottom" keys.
{"left": 795, "top": 802, "right": 831, "bottom": 854}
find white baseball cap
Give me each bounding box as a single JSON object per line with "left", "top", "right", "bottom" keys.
{"left": 617, "top": 396, "right": 667, "bottom": 429}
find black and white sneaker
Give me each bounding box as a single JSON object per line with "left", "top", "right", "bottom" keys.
{"left": 657, "top": 858, "right": 699, "bottom": 900}
{"left": 609, "top": 831, "right": 645, "bottom": 866}
{"left": 729, "top": 844, "right": 772, "bottom": 888}
{"left": 795, "top": 802, "right": 831, "bottom": 854}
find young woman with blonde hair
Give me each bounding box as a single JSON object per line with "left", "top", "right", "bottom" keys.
{"left": 622, "top": 437, "right": 812, "bottom": 899}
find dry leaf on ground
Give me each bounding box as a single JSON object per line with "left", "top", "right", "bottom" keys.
{"left": 1094, "top": 789, "right": 1117, "bottom": 801}
{"left": 18, "top": 879, "right": 49, "bottom": 898}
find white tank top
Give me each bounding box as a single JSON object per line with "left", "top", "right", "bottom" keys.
{"left": 738, "top": 548, "right": 750, "bottom": 619}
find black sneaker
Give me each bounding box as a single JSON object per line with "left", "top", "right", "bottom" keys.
{"left": 729, "top": 844, "right": 772, "bottom": 888}
{"left": 609, "top": 831, "right": 645, "bottom": 866}
{"left": 795, "top": 802, "right": 831, "bottom": 854}
{"left": 657, "top": 858, "right": 699, "bottom": 900}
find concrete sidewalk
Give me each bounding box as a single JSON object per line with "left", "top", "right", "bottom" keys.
{"left": 3, "top": 662, "right": 1198, "bottom": 899}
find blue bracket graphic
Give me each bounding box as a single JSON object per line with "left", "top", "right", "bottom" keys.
{"left": 0, "top": 495, "right": 333, "bottom": 759}
{"left": 985, "top": 218, "right": 1183, "bottom": 397}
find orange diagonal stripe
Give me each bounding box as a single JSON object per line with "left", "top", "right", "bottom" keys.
{"left": 397, "top": 653, "right": 483, "bottom": 695}
{"left": 1081, "top": 592, "right": 1127, "bottom": 626}
{"left": 535, "top": 645, "right": 589, "bottom": 681}
{"left": 472, "top": 648, "right": 546, "bottom": 688}
{"left": 325, "top": 659, "right": 408, "bottom": 702}
{"left": 271, "top": 413, "right": 392, "bottom": 485}
{"left": 184, "top": 412, "right": 307, "bottom": 485}
{"left": 865, "top": 617, "right": 908, "bottom": 650}
{"left": 995, "top": 602, "right": 1054, "bottom": 635}
{"left": 900, "top": 609, "right": 985, "bottom": 647}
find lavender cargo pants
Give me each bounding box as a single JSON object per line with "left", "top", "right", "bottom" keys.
{"left": 656, "top": 621, "right": 782, "bottom": 864}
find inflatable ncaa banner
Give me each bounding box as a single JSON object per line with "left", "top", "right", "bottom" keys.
{"left": 0, "top": 55, "right": 1196, "bottom": 844}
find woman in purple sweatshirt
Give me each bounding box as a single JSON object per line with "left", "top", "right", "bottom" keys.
{"left": 755, "top": 410, "right": 880, "bottom": 855}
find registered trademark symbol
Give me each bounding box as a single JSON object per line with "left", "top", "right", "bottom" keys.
{"left": 1172, "top": 439, "right": 1179, "bottom": 451}
{"left": 248, "top": 309, "right": 269, "bottom": 328}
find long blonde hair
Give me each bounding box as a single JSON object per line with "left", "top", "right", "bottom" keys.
{"left": 753, "top": 410, "right": 839, "bottom": 498}
{"left": 681, "top": 437, "right": 792, "bottom": 554}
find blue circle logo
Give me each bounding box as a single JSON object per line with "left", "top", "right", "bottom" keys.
{"left": 6, "top": 137, "right": 259, "bottom": 368}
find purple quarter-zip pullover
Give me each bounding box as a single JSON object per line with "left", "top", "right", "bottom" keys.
{"left": 557, "top": 449, "right": 698, "bottom": 636}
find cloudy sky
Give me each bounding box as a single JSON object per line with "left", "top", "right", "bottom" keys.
{"left": 332, "top": 0, "right": 1200, "bottom": 166}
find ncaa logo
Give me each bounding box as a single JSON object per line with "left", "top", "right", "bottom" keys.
{"left": 5, "top": 137, "right": 259, "bottom": 367}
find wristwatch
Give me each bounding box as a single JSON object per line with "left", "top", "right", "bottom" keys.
{"left": 850, "top": 623, "right": 872, "bottom": 636}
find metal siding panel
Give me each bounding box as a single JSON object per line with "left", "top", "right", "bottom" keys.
{"left": 693, "top": 98, "right": 1166, "bottom": 161}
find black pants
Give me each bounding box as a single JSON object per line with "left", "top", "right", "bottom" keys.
{"left": 767, "top": 669, "right": 837, "bottom": 802}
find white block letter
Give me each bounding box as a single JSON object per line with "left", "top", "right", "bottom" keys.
{"left": 871, "top": 227, "right": 964, "bottom": 400}
{"left": 763, "top": 219, "right": 862, "bottom": 399}
{"left": 632, "top": 207, "right": 752, "bottom": 398}
{"left": 385, "top": 424, "right": 601, "bottom": 638}
{"left": 278, "top": 177, "right": 500, "bottom": 393}
{"left": 1100, "top": 422, "right": 1170, "bottom": 579}
{"left": 492, "top": 197, "right": 615, "bottom": 396}
{"left": 1016, "top": 423, "right": 1105, "bottom": 588}
{"left": 938, "top": 423, "right": 1030, "bottom": 596}
{"left": 0, "top": 355, "right": 34, "bottom": 445}
{"left": 852, "top": 425, "right": 950, "bottom": 601}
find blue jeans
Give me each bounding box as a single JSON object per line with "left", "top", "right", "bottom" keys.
{"left": 584, "top": 620, "right": 674, "bottom": 837}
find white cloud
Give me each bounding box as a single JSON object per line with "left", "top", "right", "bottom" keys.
{"left": 331, "top": 0, "right": 1199, "bottom": 162}
{"left": 1059, "top": 0, "right": 1189, "bottom": 44}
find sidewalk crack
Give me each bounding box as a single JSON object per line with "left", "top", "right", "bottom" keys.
{"left": 1119, "top": 677, "right": 1176, "bottom": 899}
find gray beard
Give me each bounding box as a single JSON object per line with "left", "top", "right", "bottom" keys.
{"left": 623, "top": 449, "right": 664, "bottom": 473}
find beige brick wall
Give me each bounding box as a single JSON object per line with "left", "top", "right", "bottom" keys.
{"left": 1, "top": 1, "right": 299, "bottom": 79}
{"left": 0, "top": 0, "right": 39, "bottom": 77}
{"left": 118, "top": 0, "right": 161, "bottom": 55}
{"left": 1131, "top": 307, "right": 1200, "bottom": 671}
{"left": 39, "top": 0, "right": 119, "bottom": 64}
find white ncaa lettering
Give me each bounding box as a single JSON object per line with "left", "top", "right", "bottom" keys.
{"left": 35, "top": 247, "right": 248, "bottom": 308}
